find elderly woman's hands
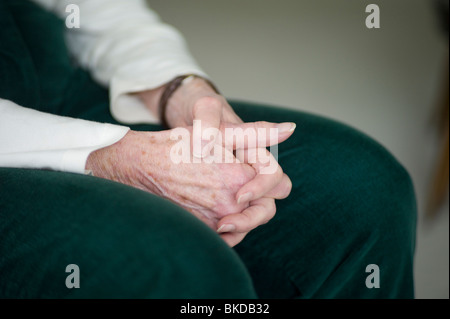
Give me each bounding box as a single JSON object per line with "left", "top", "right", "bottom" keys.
{"left": 86, "top": 129, "right": 253, "bottom": 230}
{"left": 137, "top": 78, "right": 295, "bottom": 246}
{"left": 86, "top": 122, "right": 294, "bottom": 246}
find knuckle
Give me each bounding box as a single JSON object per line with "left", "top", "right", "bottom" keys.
{"left": 262, "top": 205, "right": 276, "bottom": 225}
{"left": 284, "top": 175, "right": 293, "bottom": 195}
{"left": 192, "top": 102, "right": 204, "bottom": 116}
{"left": 194, "top": 96, "right": 222, "bottom": 111}
{"left": 268, "top": 200, "right": 277, "bottom": 218}
{"left": 225, "top": 165, "right": 254, "bottom": 189}
{"left": 279, "top": 175, "right": 292, "bottom": 199}
{"left": 234, "top": 213, "right": 253, "bottom": 233}
{"left": 271, "top": 165, "right": 283, "bottom": 181}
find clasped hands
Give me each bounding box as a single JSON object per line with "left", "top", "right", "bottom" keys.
{"left": 86, "top": 77, "right": 295, "bottom": 246}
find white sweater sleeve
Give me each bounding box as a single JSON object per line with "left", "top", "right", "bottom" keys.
{"left": 31, "top": 0, "right": 209, "bottom": 124}
{"left": 0, "top": 0, "right": 208, "bottom": 174}
{"left": 0, "top": 99, "right": 129, "bottom": 174}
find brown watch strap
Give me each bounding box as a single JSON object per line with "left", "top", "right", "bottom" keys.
{"left": 158, "top": 74, "right": 220, "bottom": 128}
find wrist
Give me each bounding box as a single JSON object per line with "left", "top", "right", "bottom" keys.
{"left": 85, "top": 130, "right": 136, "bottom": 179}
{"left": 136, "top": 85, "right": 166, "bottom": 119}
{"left": 161, "top": 75, "right": 220, "bottom": 128}
{"left": 136, "top": 75, "right": 219, "bottom": 128}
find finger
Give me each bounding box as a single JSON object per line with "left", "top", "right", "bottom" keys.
{"left": 265, "top": 173, "right": 293, "bottom": 199}
{"left": 235, "top": 148, "right": 284, "bottom": 203}
{"left": 192, "top": 97, "right": 223, "bottom": 158}
{"left": 220, "top": 121, "right": 296, "bottom": 150}
{"left": 217, "top": 197, "right": 276, "bottom": 234}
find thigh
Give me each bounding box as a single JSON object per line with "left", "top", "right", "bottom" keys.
{"left": 230, "top": 101, "right": 417, "bottom": 299}
{"left": 0, "top": 168, "right": 256, "bottom": 298}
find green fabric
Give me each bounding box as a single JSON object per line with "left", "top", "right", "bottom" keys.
{"left": 0, "top": 0, "right": 417, "bottom": 298}
{"left": 0, "top": 168, "right": 257, "bottom": 299}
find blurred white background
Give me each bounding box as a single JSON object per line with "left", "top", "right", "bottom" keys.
{"left": 148, "top": 0, "right": 449, "bottom": 298}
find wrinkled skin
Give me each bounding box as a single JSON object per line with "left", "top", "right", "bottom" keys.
{"left": 87, "top": 78, "right": 295, "bottom": 246}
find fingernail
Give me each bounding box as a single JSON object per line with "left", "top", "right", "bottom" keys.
{"left": 237, "top": 192, "right": 253, "bottom": 204}
{"left": 217, "top": 224, "right": 236, "bottom": 233}
{"left": 277, "top": 122, "right": 296, "bottom": 133}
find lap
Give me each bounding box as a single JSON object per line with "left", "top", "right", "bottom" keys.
{"left": 0, "top": 168, "right": 256, "bottom": 298}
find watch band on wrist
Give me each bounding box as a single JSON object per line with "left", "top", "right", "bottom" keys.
{"left": 158, "top": 74, "right": 220, "bottom": 128}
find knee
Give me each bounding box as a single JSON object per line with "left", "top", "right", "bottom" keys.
{"left": 340, "top": 131, "right": 417, "bottom": 234}
{"left": 313, "top": 124, "right": 419, "bottom": 258}
{"left": 290, "top": 125, "right": 417, "bottom": 297}
{"left": 286, "top": 117, "right": 417, "bottom": 239}
{"left": 60, "top": 185, "right": 256, "bottom": 299}
{"left": 329, "top": 135, "right": 418, "bottom": 298}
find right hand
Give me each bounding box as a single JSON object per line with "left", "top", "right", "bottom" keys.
{"left": 85, "top": 122, "right": 294, "bottom": 232}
